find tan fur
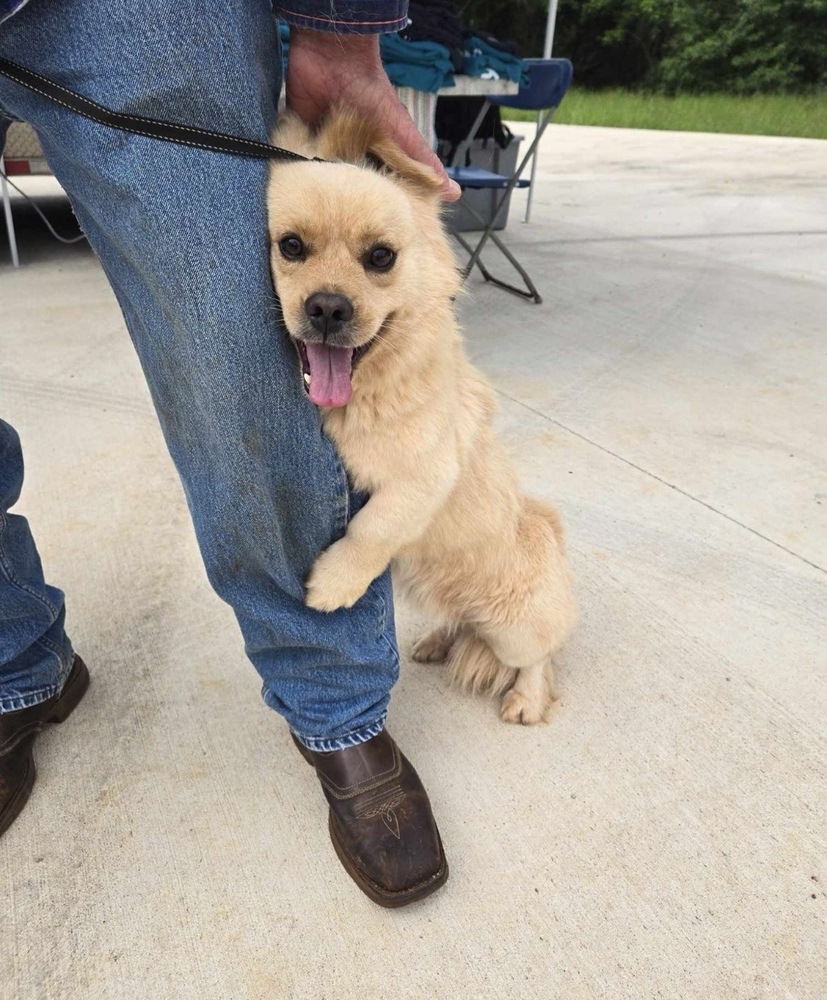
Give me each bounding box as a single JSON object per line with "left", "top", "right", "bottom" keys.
{"left": 266, "top": 111, "right": 576, "bottom": 724}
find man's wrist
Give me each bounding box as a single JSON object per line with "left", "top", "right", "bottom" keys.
{"left": 290, "top": 28, "right": 381, "bottom": 65}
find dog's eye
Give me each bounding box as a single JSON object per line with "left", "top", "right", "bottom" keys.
{"left": 279, "top": 235, "right": 305, "bottom": 261}
{"left": 366, "top": 246, "right": 396, "bottom": 272}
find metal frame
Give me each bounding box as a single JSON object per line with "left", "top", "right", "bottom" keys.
{"left": 528, "top": 0, "right": 559, "bottom": 223}
{"left": 453, "top": 201, "right": 541, "bottom": 303}
{"left": 450, "top": 101, "right": 559, "bottom": 304}
{"left": 1, "top": 156, "right": 20, "bottom": 268}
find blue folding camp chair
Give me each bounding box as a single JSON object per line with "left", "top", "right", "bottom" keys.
{"left": 446, "top": 58, "right": 573, "bottom": 304}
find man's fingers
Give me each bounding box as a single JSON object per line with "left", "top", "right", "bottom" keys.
{"left": 387, "top": 107, "right": 462, "bottom": 202}
{"left": 285, "top": 41, "right": 463, "bottom": 203}
{"left": 421, "top": 147, "right": 461, "bottom": 201}
{"left": 434, "top": 161, "right": 462, "bottom": 201}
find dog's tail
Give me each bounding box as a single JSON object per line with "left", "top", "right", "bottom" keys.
{"left": 447, "top": 632, "right": 516, "bottom": 697}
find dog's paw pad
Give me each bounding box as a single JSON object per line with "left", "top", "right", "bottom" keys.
{"left": 304, "top": 568, "right": 366, "bottom": 612}
{"left": 304, "top": 539, "right": 372, "bottom": 613}
{"left": 500, "top": 690, "right": 549, "bottom": 726}
{"left": 411, "top": 628, "right": 454, "bottom": 664}
{"left": 304, "top": 584, "right": 352, "bottom": 613}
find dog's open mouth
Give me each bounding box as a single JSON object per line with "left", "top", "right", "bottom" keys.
{"left": 296, "top": 340, "right": 371, "bottom": 408}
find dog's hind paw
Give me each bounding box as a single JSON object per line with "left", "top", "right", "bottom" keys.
{"left": 411, "top": 627, "right": 455, "bottom": 664}
{"left": 500, "top": 690, "right": 549, "bottom": 726}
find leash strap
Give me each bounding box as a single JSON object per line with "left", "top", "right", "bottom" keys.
{"left": 0, "top": 56, "right": 315, "bottom": 164}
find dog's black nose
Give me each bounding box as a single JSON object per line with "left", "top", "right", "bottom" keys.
{"left": 304, "top": 292, "right": 354, "bottom": 337}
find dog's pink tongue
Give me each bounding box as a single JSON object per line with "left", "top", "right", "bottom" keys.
{"left": 305, "top": 343, "right": 354, "bottom": 408}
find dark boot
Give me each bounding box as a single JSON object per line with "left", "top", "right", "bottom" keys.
{"left": 0, "top": 655, "right": 90, "bottom": 838}
{"left": 294, "top": 729, "right": 448, "bottom": 907}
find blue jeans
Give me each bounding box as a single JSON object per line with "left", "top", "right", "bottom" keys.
{"left": 0, "top": 0, "right": 399, "bottom": 751}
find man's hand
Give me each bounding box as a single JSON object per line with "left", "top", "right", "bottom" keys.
{"left": 285, "top": 29, "right": 461, "bottom": 202}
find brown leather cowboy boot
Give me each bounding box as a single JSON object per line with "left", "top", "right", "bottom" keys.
{"left": 294, "top": 729, "right": 448, "bottom": 907}
{"left": 0, "top": 655, "right": 89, "bottom": 838}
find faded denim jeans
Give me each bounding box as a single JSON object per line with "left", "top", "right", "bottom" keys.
{"left": 0, "top": 0, "right": 399, "bottom": 751}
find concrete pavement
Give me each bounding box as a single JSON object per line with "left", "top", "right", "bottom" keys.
{"left": 2, "top": 124, "right": 826, "bottom": 999}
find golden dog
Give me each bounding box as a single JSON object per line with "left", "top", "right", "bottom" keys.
{"left": 266, "top": 111, "right": 576, "bottom": 724}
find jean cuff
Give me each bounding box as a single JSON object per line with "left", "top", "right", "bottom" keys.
{"left": 0, "top": 648, "right": 74, "bottom": 713}
{"left": 273, "top": 0, "right": 408, "bottom": 35}
{"left": 292, "top": 712, "right": 387, "bottom": 753}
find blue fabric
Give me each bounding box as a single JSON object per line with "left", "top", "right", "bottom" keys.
{"left": 380, "top": 33, "right": 454, "bottom": 92}
{"left": 446, "top": 165, "right": 530, "bottom": 190}
{"left": 0, "top": 0, "right": 28, "bottom": 28}
{"left": 0, "top": 422, "right": 74, "bottom": 711}
{"left": 1, "top": 0, "right": 408, "bottom": 34}
{"left": 0, "top": 0, "right": 399, "bottom": 751}
{"left": 279, "top": 22, "right": 291, "bottom": 77}
{"left": 488, "top": 58, "right": 574, "bottom": 113}
{"left": 273, "top": 0, "right": 408, "bottom": 34}
{"left": 462, "top": 35, "right": 528, "bottom": 86}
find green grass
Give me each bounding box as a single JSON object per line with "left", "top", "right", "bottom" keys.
{"left": 504, "top": 89, "right": 827, "bottom": 140}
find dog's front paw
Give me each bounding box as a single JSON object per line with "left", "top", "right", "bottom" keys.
{"left": 499, "top": 689, "right": 549, "bottom": 726}
{"left": 305, "top": 539, "right": 374, "bottom": 613}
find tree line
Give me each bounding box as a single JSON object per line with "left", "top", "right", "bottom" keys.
{"left": 460, "top": 0, "right": 827, "bottom": 93}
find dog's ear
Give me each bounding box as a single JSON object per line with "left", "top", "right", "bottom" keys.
{"left": 318, "top": 107, "right": 443, "bottom": 199}
{"left": 366, "top": 133, "right": 444, "bottom": 199}
{"left": 316, "top": 107, "right": 382, "bottom": 164}
{"left": 270, "top": 112, "right": 315, "bottom": 158}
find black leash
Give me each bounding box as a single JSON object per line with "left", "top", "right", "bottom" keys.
{"left": 0, "top": 56, "right": 318, "bottom": 164}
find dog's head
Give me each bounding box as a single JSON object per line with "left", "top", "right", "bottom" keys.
{"left": 267, "top": 110, "right": 459, "bottom": 408}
